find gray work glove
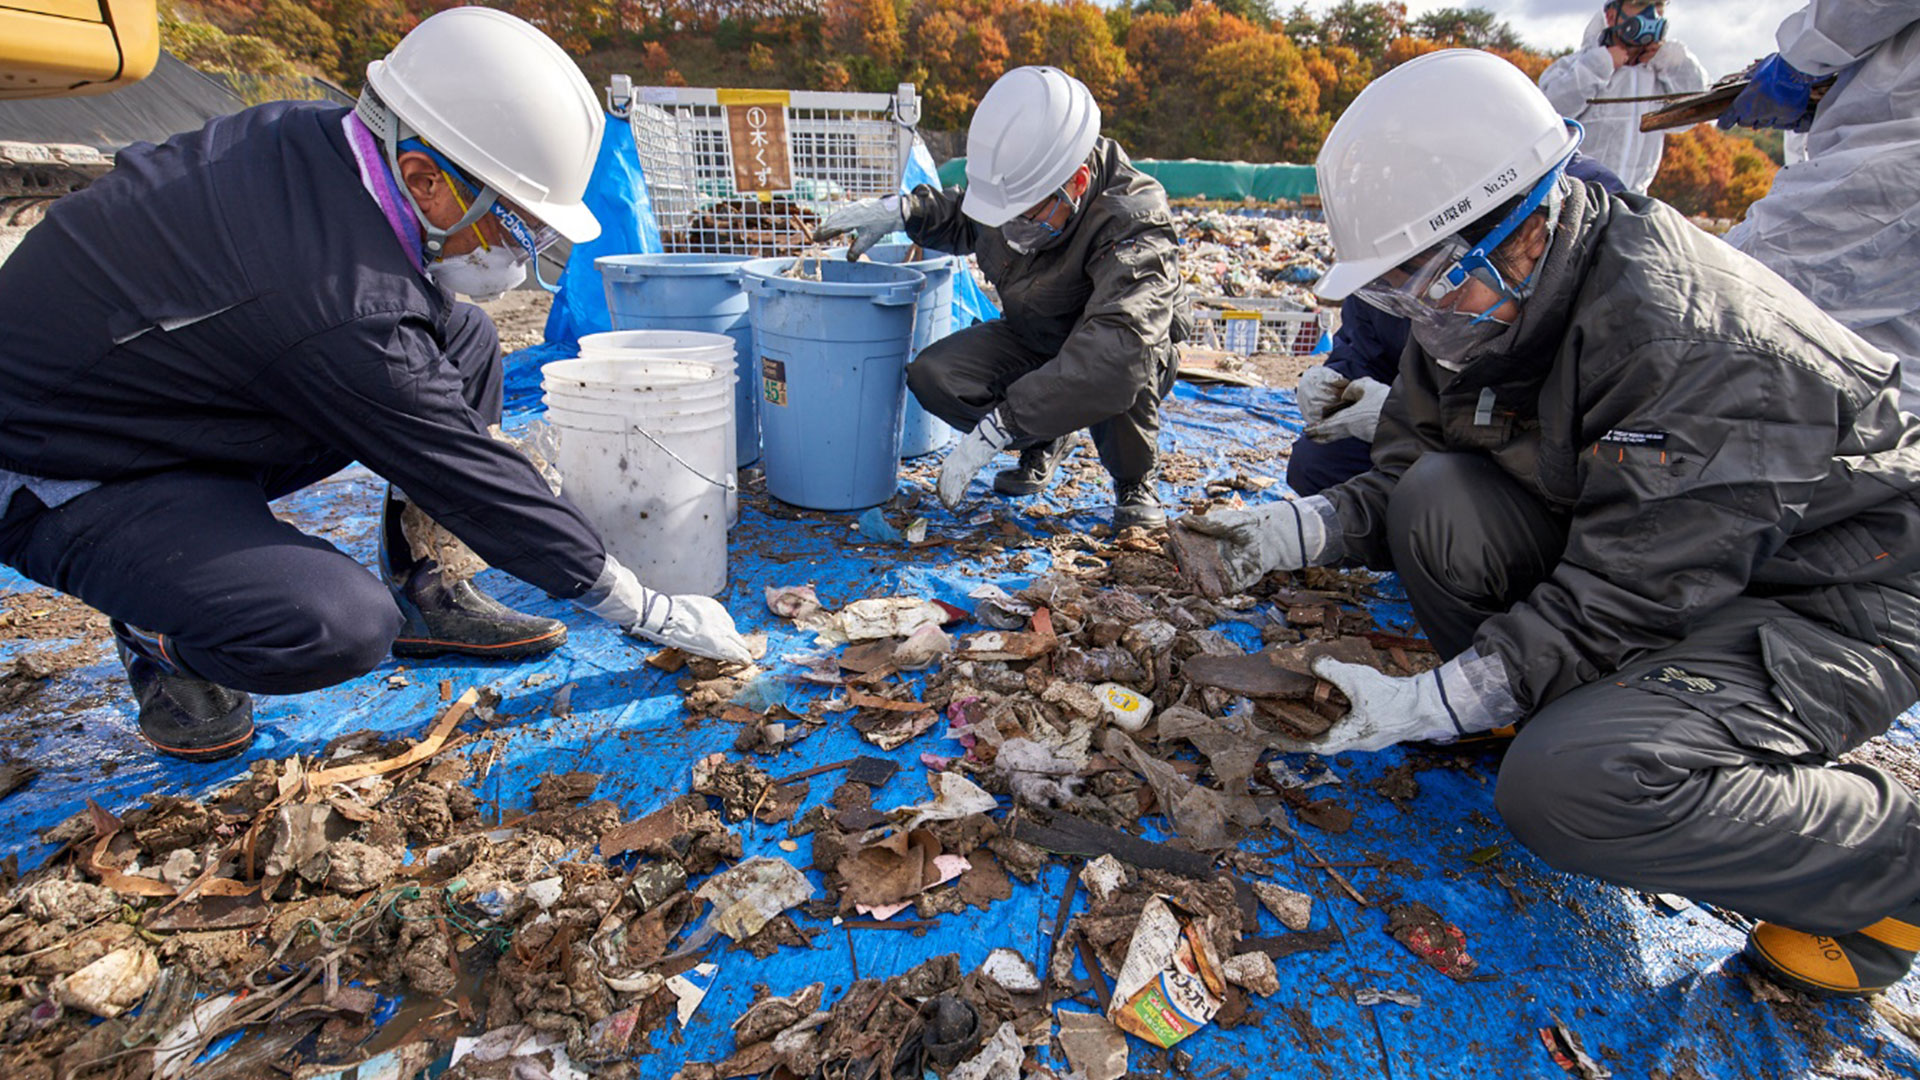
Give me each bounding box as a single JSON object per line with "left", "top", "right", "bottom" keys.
{"left": 816, "top": 195, "right": 905, "bottom": 260}
{"left": 1304, "top": 376, "right": 1389, "bottom": 444}
{"left": 937, "top": 411, "right": 1015, "bottom": 509}
{"left": 1296, "top": 365, "right": 1348, "bottom": 429}
{"left": 1278, "top": 658, "right": 1462, "bottom": 753}
{"left": 1176, "top": 496, "right": 1333, "bottom": 594}
{"left": 578, "top": 557, "right": 753, "bottom": 664}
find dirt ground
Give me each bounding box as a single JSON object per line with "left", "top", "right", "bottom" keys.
{"left": 476, "top": 289, "right": 554, "bottom": 355}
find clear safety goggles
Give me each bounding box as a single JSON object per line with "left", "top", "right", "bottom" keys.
{"left": 1352, "top": 152, "right": 1572, "bottom": 326}
{"left": 1351, "top": 236, "right": 1486, "bottom": 325}
{"left": 436, "top": 167, "right": 561, "bottom": 261}
{"left": 405, "top": 139, "right": 563, "bottom": 289}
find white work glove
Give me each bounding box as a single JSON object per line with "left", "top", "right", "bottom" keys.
{"left": 1304, "top": 376, "right": 1389, "bottom": 444}
{"left": 816, "top": 195, "right": 905, "bottom": 260}
{"left": 1296, "top": 365, "right": 1348, "bottom": 428}
{"left": 1176, "top": 496, "right": 1334, "bottom": 594}
{"left": 937, "top": 412, "right": 1015, "bottom": 509}
{"left": 1277, "top": 656, "right": 1506, "bottom": 755}
{"left": 577, "top": 557, "right": 753, "bottom": 664}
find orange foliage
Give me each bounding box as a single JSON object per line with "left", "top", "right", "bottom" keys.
{"left": 826, "top": 0, "right": 902, "bottom": 68}
{"left": 1650, "top": 124, "right": 1780, "bottom": 220}
{"left": 1197, "top": 32, "right": 1327, "bottom": 162}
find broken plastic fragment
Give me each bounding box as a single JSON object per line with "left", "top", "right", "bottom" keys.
{"left": 1095, "top": 683, "right": 1154, "bottom": 732}
{"left": 1056, "top": 1010, "right": 1129, "bottom": 1080}
{"left": 56, "top": 946, "right": 158, "bottom": 1018}
{"left": 1080, "top": 854, "right": 1129, "bottom": 905}
{"left": 855, "top": 507, "right": 903, "bottom": 544}
{"left": 949, "top": 1020, "right": 1024, "bottom": 1080}
{"left": 981, "top": 948, "right": 1042, "bottom": 993}
{"left": 765, "top": 584, "right": 823, "bottom": 621}
{"left": 900, "top": 772, "right": 997, "bottom": 829}
{"left": 1354, "top": 987, "right": 1422, "bottom": 1007}
{"left": 1252, "top": 881, "right": 1314, "bottom": 931}
{"left": 892, "top": 623, "right": 953, "bottom": 671}
{"left": 524, "top": 877, "right": 563, "bottom": 911}
{"left": 1221, "top": 951, "right": 1280, "bottom": 996}
{"left": 667, "top": 962, "right": 719, "bottom": 1025}
{"left": 836, "top": 597, "right": 951, "bottom": 643}
{"left": 968, "top": 584, "right": 1035, "bottom": 630}
{"left": 731, "top": 672, "right": 788, "bottom": 713}
{"left": 995, "top": 738, "right": 1082, "bottom": 807}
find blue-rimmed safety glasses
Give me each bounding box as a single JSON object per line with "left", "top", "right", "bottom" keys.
{"left": 1353, "top": 149, "right": 1574, "bottom": 328}
{"left": 401, "top": 139, "right": 562, "bottom": 288}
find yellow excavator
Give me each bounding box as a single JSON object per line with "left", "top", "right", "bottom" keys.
{"left": 1, "top": 0, "right": 157, "bottom": 99}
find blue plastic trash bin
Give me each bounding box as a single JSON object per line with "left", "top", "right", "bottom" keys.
{"left": 738, "top": 258, "right": 926, "bottom": 511}
{"left": 597, "top": 253, "right": 761, "bottom": 467}
{"left": 861, "top": 243, "right": 956, "bottom": 458}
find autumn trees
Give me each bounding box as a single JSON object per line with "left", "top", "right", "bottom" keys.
{"left": 157, "top": 0, "right": 1776, "bottom": 221}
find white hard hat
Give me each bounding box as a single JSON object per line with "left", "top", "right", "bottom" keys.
{"left": 365, "top": 6, "right": 604, "bottom": 243}
{"left": 962, "top": 66, "right": 1101, "bottom": 228}
{"left": 1314, "top": 49, "right": 1578, "bottom": 300}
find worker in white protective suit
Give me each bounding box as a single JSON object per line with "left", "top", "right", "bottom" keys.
{"left": 1721, "top": 0, "right": 1920, "bottom": 409}
{"left": 1537, "top": 1, "right": 1708, "bottom": 193}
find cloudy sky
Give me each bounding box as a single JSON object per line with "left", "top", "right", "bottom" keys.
{"left": 1299, "top": 0, "right": 1805, "bottom": 81}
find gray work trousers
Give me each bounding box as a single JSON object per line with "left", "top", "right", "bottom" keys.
{"left": 1394, "top": 452, "right": 1920, "bottom": 934}
{"left": 905, "top": 320, "right": 1178, "bottom": 486}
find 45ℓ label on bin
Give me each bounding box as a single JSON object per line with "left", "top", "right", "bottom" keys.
{"left": 762, "top": 358, "right": 787, "bottom": 406}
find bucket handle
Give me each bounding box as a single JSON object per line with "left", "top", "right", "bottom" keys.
{"left": 626, "top": 420, "right": 739, "bottom": 495}
{"left": 872, "top": 282, "right": 920, "bottom": 307}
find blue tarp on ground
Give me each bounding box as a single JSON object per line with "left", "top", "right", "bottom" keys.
{"left": 3, "top": 374, "right": 1918, "bottom": 1079}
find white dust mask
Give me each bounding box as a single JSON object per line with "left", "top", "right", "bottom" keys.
{"left": 425, "top": 245, "right": 527, "bottom": 302}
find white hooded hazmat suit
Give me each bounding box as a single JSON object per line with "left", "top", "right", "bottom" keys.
{"left": 1724, "top": 0, "right": 1920, "bottom": 409}
{"left": 1537, "top": 10, "right": 1708, "bottom": 193}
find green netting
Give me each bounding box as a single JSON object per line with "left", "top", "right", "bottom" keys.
{"left": 933, "top": 157, "right": 1318, "bottom": 202}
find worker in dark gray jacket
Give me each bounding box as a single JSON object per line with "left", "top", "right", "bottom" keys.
{"left": 818, "top": 66, "right": 1190, "bottom": 528}
{"left": 1174, "top": 50, "right": 1920, "bottom": 998}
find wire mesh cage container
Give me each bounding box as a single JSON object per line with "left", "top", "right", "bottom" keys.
{"left": 608, "top": 75, "right": 921, "bottom": 258}
{"left": 1190, "top": 296, "right": 1329, "bottom": 357}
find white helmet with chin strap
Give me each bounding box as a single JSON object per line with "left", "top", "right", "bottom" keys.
{"left": 1314, "top": 48, "right": 1579, "bottom": 301}
{"left": 356, "top": 5, "right": 604, "bottom": 255}
{"left": 962, "top": 66, "right": 1101, "bottom": 228}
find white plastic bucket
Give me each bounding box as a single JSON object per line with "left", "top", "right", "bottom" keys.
{"left": 544, "top": 354, "right": 741, "bottom": 526}
{"left": 578, "top": 330, "right": 737, "bottom": 366}
{"left": 540, "top": 355, "right": 737, "bottom": 597}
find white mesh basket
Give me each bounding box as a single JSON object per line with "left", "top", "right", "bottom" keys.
{"left": 609, "top": 77, "right": 921, "bottom": 257}
{"left": 1190, "top": 297, "right": 1328, "bottom": 357}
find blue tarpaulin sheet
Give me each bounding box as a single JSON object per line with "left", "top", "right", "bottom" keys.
{"left": 3, "top": 377, "right": 1918, "bottom": 1079}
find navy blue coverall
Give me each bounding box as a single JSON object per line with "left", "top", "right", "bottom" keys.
{"left": 1286, "top": 153, "right": 1627, "bottom": 497}
{"left": 0, "top": 102, "right": 606, "bottom": 694}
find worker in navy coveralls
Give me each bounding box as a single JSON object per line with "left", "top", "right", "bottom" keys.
{"left": 0, "top": 8, "right": 750, "bottom": 762}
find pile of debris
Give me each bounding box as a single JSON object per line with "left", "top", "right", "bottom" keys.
{"left": 0, "top": 506, "right": 1473, "bottom": 1078}
{"left": 665, "top": 197, "right": 823, "bottom": 258}
{"left": 1171, "top": 210, "right": 1331, "bottom": 308}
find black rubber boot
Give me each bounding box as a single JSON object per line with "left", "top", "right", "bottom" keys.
{"left": 382, "top": 490, "right": 567, "bottom": 661}
{"left": 1746, "top": 898, "right": 1920, "bottom": 997}
{"left": 1113, "top": 475, "right": 1167, "bottom": 529}
{"left": 993, "top": 438, "right": 1072, "bottom": 496}
{"left": 112, "top": 621, "right": 254, "bottom": 762}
